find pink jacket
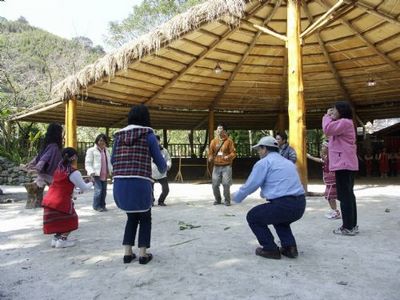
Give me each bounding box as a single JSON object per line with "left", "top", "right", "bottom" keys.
{"left": 322, "top": 115, "right": 359, "bottom": 171}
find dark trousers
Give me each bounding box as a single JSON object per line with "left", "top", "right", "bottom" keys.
{"left": 246, "top": 195, "right": 306, "bottom": 251}
{"left": 152, "top": 177, "right": 170, "bottom": 204}
{"left": 335, "top": 170, "right": 357, "bottom": 229}
{"left": 93, "top": 177, "right": 107, "bottom": 209}
{"left": 122, "top": 210, "right": 151, "bottom": 248}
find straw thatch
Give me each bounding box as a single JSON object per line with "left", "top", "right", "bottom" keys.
{"left": 11, "top": 0, "right": 400, "bottom": 129}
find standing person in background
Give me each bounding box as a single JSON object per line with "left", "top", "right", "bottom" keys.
{"left": 396, "top": 149, "right": 400, "bottom": 177}
{"left": 151, "top": 135, "right": 172, "bottom": 206}
{"left": 85, "top": 134, "right": 113, "bottom": 212}
{"left": 42, "top": 147, "right": 93, "bottom": 248}
{"left": 276, "top": 132, "right": 297, "bottom": 163}
{"left": 208, "top": 123, "right": 236, "bottom": 206}
{"left": 233, "top": 136, "right": 306, "bottom": 260}
{"left": 388, "top": 151, "right": 397, "bottom": 177}
{"left": 307, "top": 142, "right": 341, "bottom": 220}
{"left": 378, "top": 148, "right": 389, "bottom": 178}
{"left": 322, "top": 101, "right": 359, "bottom": 236}
{"left": 112, "top": 104, "right": 166, "bottom": 264}
{"left": 25, "top": 123, "right": 63, "bottom": 209}
{"left": 364, "top": 150, "right": 373, "bottom": 177}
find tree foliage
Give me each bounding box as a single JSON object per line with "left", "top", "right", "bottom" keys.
{"left": 105, "top": 0, "right": 205, "bottom": 48}
{"left": 0, "top": 17, "right": 105, "bottom": 163}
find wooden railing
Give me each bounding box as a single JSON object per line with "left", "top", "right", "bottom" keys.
{"left": 76, "top": 141, "right": 321, "bottom": 160}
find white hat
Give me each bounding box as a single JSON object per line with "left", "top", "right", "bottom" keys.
{"left": 252, "top": 136, "right": 279, "bottom": 149}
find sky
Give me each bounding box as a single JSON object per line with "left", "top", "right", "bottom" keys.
{"left": 0, "top": 0, "right": 143, "bottom": 51}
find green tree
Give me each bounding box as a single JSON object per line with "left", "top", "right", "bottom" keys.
{"left": 105, "top": 0, "right": 204, "bottom": 48}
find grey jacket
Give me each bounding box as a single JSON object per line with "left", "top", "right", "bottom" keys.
{"left": 279, "top": 143, "right": 297, "bottom": 163}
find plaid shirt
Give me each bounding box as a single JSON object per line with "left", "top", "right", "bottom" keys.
{"left": 111, "top": 126, "right": 153, "bottom": 178}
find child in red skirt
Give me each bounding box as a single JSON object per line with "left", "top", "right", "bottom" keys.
{"left": 307, "top": 142, "right": 341, "bottom": 219}
{"left": 42, "top": 147, "right": 93, "bottom": 248}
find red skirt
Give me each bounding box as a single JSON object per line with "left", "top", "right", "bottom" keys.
{"left": 43, "top": 207, "right": 78, "bottom": 234}
{"left": 323, "top": 171, "right": 337, "bottom": 200}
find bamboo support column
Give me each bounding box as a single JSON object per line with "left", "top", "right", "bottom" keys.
{"left": 163, "top": 129, "right": 168, "bottom": 149}
{"left": 65, "top": 98, "right": 77, "bottom": 149}
{"left": 208, "top": 110, "right": 214, "bottom": 145}
{"left": 287, "top": 0, "right": 308, "bottom": 189}
{"left": 277, "top": 113, "right": 287, "bottom": 133}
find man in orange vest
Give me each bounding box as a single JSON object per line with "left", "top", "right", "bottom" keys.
{"left": 208, "top": 123, "right": 236, "bottom": 206}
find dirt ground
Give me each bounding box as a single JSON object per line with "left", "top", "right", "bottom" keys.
{"left": 0, "top": 179, "right": 399, "bottom": 300}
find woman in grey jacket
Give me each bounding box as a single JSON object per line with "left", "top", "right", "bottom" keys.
{"left": 85, "top": 134, "right": 112, "bottom": 211}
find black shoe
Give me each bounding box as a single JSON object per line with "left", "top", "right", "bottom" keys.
{"left": 102, "top": 207, "right": 108, "bottom": 212}
{"left": 213, "top": 201, "right": 222, "bottom": 205}
{"left": 280, "top": 246, "right": 298, "bottom": 258}
{"left": 224, "top": 201, "right": 231, "bottom": 206}
{"left": 255, "top": 247, "right": 281, "bottom": 259}
{"left": 139, "top": 253, "right": 153, "bottom": 265}
{"left": 123, "top": 254, "right": 136, "bottom": 264}
{"left": 158, "top": 202, "right": 167, "bottom": 206}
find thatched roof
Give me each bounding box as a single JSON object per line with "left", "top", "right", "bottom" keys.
{"left": 11, "top": 0, "right": 400, "bottom": 129}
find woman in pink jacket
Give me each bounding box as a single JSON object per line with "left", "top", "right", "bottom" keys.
{"left": 322, "top": 101, "right": 359, "bottom": 236}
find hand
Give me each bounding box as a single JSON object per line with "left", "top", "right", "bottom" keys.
{"left": 223, "top": 156, "right": 229, "bottom": 160}
{"left": 306, "top": 153, "right": 311, "bottom": 158}
{"left": 208, "top": 156, "right": 213, "bottom": 163}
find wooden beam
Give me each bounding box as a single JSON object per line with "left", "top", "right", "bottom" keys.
{"left": 210, "top": 0, "right": 284, "bottom": 110}
{"left": 345, "top": 0, "right": 400, "bottom": 26}
{"left": 143, "top": 0, "right": 268, "bottom": 106}
{"left": 287, "top": 0, "right": 307, "bottom": 188}
{"left": 316, "top": 0, "right": 400, "bottom": 72}
{"left": 301, "top": 0, "right": 346, "bottom": 38}
{"left": 253, "top": 24, "right": 287, "bottom": 42}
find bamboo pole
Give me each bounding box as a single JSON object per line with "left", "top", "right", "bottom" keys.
{"left": 277, "top": 113, "right": 287, "bottom": 133}
{"left": 287, "top": 0, "right": 308, "bottom": 189}
{"left": 208, "top": 110, "right": 214, "bottom": 146}
{"left": 65, "top": 98, "right": 77, "bottom": 149}
{"left": 64, "top": 101, "right": 69, "bottom": 147}
{"left": 163, "top": 129, "right": 168, "bottom": 149}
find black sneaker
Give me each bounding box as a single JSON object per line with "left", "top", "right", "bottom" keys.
{"left": 213, "top": 201, "right": 222, "bottom": 205}
{"left": 280, "top": 246, "right": 298, "bottom": 258}
{"left": 255, "top": 247, "right": 281, "bottom": 259}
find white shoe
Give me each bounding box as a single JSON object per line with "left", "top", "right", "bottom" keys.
{"left": 324, "top": 210, "right": 335, "bottom": 219}
{"left": 325, "top": 210, "right": 341, "bottom": 219}
{"left": 51, "top": 237, "right": 59, "bottom": 248}
{"left": 55, "top": 238, "right": 76, "bottom": 248}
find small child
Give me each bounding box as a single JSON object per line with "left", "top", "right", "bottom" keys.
{"left": 307, "top": 142, "right": 341, "bottom": 219}
{"left": 42, "top": 147, "right": 93, "bottom": 248}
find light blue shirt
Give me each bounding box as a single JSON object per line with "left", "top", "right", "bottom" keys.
{"left": 233, "top": 152, "right": 304, "bottom": 203}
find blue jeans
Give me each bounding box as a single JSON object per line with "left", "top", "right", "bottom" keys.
{"left": 246, "top": 195, "right": 306, "bottom": 251}
{"left": 93, "top": 177, "right": 107, "bottom": 210}
{"left": 123, "top": 210, "right": 151, "bottom": 248}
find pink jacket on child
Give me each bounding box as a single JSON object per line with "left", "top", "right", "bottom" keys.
{"left": 322, "top": 115, "right": 359, "bottom": 172}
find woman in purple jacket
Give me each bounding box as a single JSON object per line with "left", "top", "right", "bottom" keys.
{"left": 322, "top": 101, "right": 359, "bottom": 236}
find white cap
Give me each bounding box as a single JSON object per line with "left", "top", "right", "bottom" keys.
{"left": 252, "top": 136, "right": 279, "bottom": 149}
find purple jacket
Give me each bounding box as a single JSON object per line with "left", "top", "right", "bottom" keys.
{"left": 33, "top": 143, "right": 62, "bottom": 176}
{"left": 322, "top": 115, "right": 358, "bottom": 171}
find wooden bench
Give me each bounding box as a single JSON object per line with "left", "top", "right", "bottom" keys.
{"left": 174, "top": 158, "right": 211, "bottom": 182}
